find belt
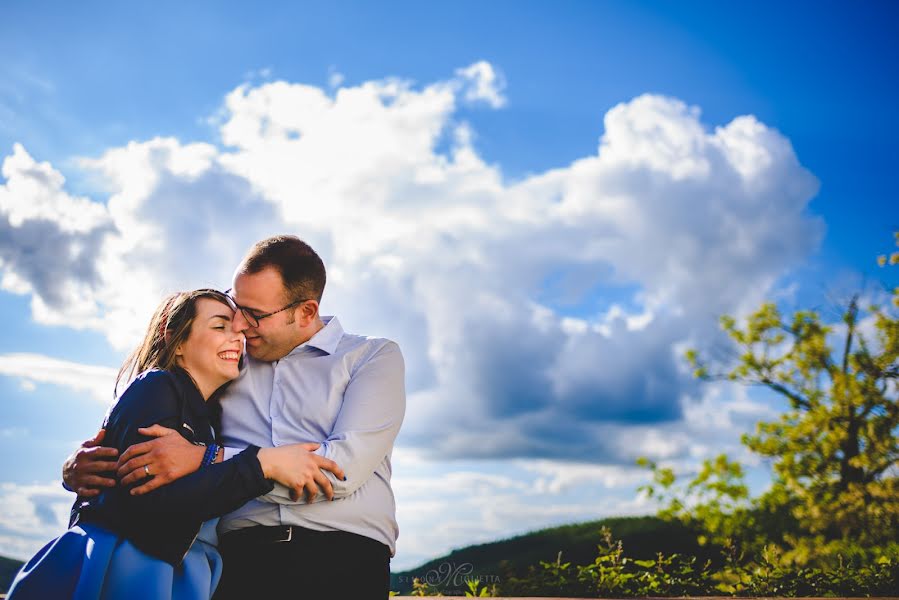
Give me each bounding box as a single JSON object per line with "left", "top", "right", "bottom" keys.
{"left": 220, "top": 525, "right": 393, "bottom": 560}
{"left": 220, "top": 525, "right": 308, "bottom": 546}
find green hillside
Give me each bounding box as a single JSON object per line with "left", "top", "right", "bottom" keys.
{"left": 389, "top": 515, "right": 714, "bottom": 595}
{"left": 0, "top": 555, "right": 24, "bottom": 594}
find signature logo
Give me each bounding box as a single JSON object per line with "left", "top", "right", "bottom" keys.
{"left": 423, "top": 561, "right": 476, "bottom": 587}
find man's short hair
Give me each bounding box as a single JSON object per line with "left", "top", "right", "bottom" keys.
{"left": 238, "top": 235, "right": 326, "bottom": 303}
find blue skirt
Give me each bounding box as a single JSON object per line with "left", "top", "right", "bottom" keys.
{"left": 6, "top": 523, "right": 223, "bottom": 600}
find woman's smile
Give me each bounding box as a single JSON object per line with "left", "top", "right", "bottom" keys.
{"left": 217, "top": 350, "right": 241, "bottom": 362}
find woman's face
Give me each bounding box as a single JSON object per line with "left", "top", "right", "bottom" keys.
{"left": 176, "top": 297, "right": 244, "bottom": 398}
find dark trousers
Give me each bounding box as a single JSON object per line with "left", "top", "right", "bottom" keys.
{"left": 213, "top": 526, "right": 391, "bottom": 600}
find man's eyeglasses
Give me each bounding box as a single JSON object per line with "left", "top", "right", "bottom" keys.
{"left": 224, "top": 289, "right": 309, "bottom": 328}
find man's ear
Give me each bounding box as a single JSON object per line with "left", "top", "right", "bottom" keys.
{"left": 299, "top": 299, "right": 319, "bottom": 326}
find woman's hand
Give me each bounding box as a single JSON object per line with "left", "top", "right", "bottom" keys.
{"left": 116, "top": 425, "right": 205, "bottom": 494}
{"left": 257, "top": 443, "right": 346, "bottom": 502}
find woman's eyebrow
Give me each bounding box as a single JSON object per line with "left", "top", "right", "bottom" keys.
{"left": 209, "top": 314, "right": 233, "bottom": 321}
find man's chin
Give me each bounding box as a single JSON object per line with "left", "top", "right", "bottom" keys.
{"left": 245, "top": 345, "right": 267, "bottom": 360}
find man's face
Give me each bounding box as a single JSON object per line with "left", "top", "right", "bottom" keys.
{"left": 230, "top": 267, "right": 306, "bottom": 362}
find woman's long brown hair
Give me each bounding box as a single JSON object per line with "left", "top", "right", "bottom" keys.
{"left": 114, "top": 289, "right": 235, "bottom": 398}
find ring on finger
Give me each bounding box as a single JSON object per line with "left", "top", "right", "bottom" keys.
{"left": 144, "top": 464, "right": 151, "bottom": 477}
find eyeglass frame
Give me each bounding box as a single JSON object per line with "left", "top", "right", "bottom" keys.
{"left": 223, "top": 288, "right": 310, "bottom": 328}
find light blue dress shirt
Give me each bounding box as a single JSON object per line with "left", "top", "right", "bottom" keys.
{"left": 217, "top": 316, "right": 406, "bottom": 556}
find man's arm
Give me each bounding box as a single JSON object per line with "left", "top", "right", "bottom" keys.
{"left": 260, "top": 340, "right": 406, "bottom": 505}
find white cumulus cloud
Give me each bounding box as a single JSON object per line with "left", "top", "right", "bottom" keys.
{"left": 0, "top": 63, "right": 824, "bottom": 467}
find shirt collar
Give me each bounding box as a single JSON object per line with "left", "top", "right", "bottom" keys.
{"left": 287, "top": 315, "right": 343, "bottom": 357}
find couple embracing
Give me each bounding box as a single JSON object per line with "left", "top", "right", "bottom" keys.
{"left": 8, "top": 235, "right": 406, "bottom": 600}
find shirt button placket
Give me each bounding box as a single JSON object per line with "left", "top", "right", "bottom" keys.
{"left": 271, "top": 361, "right": 283, "bottom": 446}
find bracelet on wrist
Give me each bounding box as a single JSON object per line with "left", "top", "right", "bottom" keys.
{"left": 201, "top": 443, "right": 219, "bottom": 468}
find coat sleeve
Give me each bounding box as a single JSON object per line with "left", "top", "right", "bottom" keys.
{"left": 105, "top": 372, "right": 274, "bottom": 522}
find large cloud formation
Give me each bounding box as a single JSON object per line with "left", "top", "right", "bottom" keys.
{"left": 0, "top": 62, "right": 824, "bottom": 464}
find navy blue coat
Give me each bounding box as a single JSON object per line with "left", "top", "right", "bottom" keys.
{"left": 72, "top": 367, "right": 273, "bottom": 565}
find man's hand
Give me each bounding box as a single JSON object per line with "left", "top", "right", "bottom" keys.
{"left": 115, "top": 425, "right": 204, "bottom": 495}
{"left": 63, "top": 429, "right": 119, "bottom": 497}
{"left": 257, "top": 443, "right": 346, "bottom": 503}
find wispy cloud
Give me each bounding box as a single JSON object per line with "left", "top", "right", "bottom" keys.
{"left": 0, "top": 353, "right": 117, "bottom": 403}
{"left": 389, "top": 448, "right": 657, "bottom": 569}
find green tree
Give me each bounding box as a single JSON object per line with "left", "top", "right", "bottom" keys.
{"left": 645, "top": 233, "right": 899, "bottom": 565}
{"left": 637, "top": 454, "right": 761, "bottom": 550}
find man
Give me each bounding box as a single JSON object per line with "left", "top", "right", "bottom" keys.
{"left": 64, "top": 235, "right": 406, "bottom": 599}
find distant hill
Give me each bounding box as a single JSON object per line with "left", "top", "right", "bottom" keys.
{"left": 0, "top": 555, "right": 24, "bottom": 594}
{"left": 389, "top": 515, "right": 714, "bottom": 595}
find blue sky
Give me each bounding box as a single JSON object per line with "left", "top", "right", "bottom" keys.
{"left": 4, "top": 1, "right": 897, "bottom": 255}
{"left": 1, "top": 0, "right": 897, "bottom": 569}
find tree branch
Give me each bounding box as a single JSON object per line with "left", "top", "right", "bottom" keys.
{"left": 841, "top": 295, "right": 859, "bottom": 378}
{"left": 755, "top": 378, "right": 812, "bottom": 409}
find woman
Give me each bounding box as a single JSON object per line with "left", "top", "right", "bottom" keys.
{"left": 7, "top": 289, "right": 341, "bottom": 599}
